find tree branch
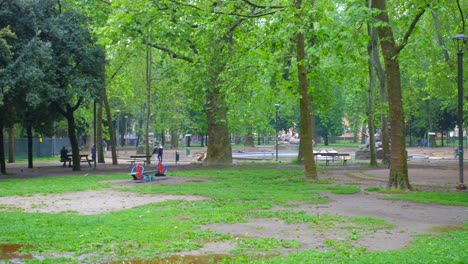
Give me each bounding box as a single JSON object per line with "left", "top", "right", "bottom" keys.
{"left": 168, "top": 0, "right": 201, "bottom": 10}
{"left": 213, "top": 10, "right": 280, "bottom": 18}
{"left": 71, "top": 97, "right": 83, "bottom": 112}
{"left": 240, "top": 0, "right": 285, "bottom": 9}
{"left": 396, "top": 5, "right": 428, "bottom": 53}
{"left": 456, "top": 0, "right": 465, "bottom": 33}
{"left": 147, "top": 43, "right": 194, "bottom": 63}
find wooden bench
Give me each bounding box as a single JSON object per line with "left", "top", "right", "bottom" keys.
{"left": 314, "top": 153, "right": 350, "bottom": 165}
{"left": 128, "top": 155, "right": 152, "bottom": 167}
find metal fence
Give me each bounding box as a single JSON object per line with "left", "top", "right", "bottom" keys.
{"left": 3, "top": 138, "right": 85, "bottom": 158}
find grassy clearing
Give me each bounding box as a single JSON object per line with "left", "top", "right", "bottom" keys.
{"left": 0, "top": 166, "right": 466, "bottom": 263}
{"left": 0, "top": 174, "right": 126, "bottom": 196}
{"left": 385, "top": 191, "right": 468, "bottom": 206}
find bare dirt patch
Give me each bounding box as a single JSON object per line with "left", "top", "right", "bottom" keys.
{"left": 0, "top": 189, "right": 207, "bottom": 215}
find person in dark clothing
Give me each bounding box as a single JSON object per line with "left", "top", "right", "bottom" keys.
{"left": 60, "top": 146, "right": 70, "bottom": 167}
{"left": 152, "top": 145, "right": 164, "bottom": 162}
{"left": 157, "top": 145, "right": 163, "bottom": 161}
{"left": 91, "top": 144, "right": 96, "bottom": 161}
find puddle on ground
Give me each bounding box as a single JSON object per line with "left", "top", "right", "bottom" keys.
{"left": 119, "top": 254, "right": 231, "bottom": 264}
{"left": 0, "top": 244, "right": 33, "bottom": 260}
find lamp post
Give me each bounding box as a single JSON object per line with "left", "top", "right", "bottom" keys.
{"left": 116, "top": 110, "right": 120, "bottom": 148}
{"left": 275, "top": 103, "right": 280, "bottom": 161}
{"left": 454, "top": 33, "right": 467, "bottom": 190}
{"left": 124, "top": 115, "right": 128, "bottom": 146}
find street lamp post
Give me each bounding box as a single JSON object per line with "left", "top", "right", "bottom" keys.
{"left": 124, "top": 115, "right": 128, "bottom": 146}
{"left": 454, "top": 33, "right": 467, "bottom": 190}
{"left": 275, "top": 104, "right": 280, "bottom": 161}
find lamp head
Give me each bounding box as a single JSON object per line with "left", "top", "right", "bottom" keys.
{"left": 453, "top": 33, "right": 468, "bottom": 51}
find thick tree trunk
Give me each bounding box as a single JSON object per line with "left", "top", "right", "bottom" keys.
{"left": 244, "top": 125, "right": 255, "bottom": 147}
{"left": 170, "top": 129, "right": 179, "bottom": 149}
{"left": 97, "top": 101, "right": 105, "bottom": 163}
{"left": 8, "top": 127, "right": 14, "bottom": 163}
{"left": 0, "top": 124, "right": 6, "bottom": 174}
{"left": 27, "top": 124, "right": 33, "bottom": 169}
{"left": 367, "top": 2, "right": 390, "bottom": 165}
{"left": 103, "top": 86, "right": 118, "bottom": 165}
{"left": 244, "top": 134, "right": 255, "bottom": 147}
{"left": 65, "top": 108, "right": 81, "bottom": 171}
{"left": 205, "top": 87, "right": 232, "bottom": 165}
{"left": 372, "top": 0, "right": 414, "bottom": 189}
{"left": 295, "top": 0, "right": 317, "bottom": 179}
{"left": 145, "top": 43, "right": 152, "bottom": 165}
{"left": 367, "top": 23, "right": 378, "bottom": 166}
{"left": 360, "top": 125, "right": 366, "bottom": 144}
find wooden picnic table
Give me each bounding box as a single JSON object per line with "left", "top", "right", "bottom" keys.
{"left": 65, "top": 154, "right": 93, "bottom": 167}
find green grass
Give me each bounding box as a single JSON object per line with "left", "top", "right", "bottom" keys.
{"left": 0, "top": 174, "right": 126, "bottom": 196}
{"left": 385, "top": 191, "right": 468, "bottom": 206}
{"left": 0, "top": 166, "right": 466, "bottom": 263}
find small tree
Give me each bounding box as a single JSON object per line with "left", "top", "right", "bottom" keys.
{"left": 36, "top": 0, "right": 105, "bottom": 171}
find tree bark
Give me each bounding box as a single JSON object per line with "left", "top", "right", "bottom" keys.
{"left": 431, "top": 11, "right": 452, "bottom": 70}
{"left": 97, "top": 100, "right": 105, "bottom": 163}
{"left": 205, "top": 86, "right": 232, "bottom": 165}
{"left": 103, "top": 85, "right": 118, "bottom": 165}
{"left": 170, "top": 129, "right": 179, "bottom": 149}
{"left": 145, "top": 43, "right": 152, "bottom": 165}
{"left": 65, "top": 107, "right": 81, "bottom": 171}
{"left": 8, "top": 127, "right": 14, "bottom": 163}
{"left": 367, "top": 22, "right": 378, "bottom": 166}
{"left": 372, "top": 0, "right": 427, "bottom": 190}
{"left": 0, "top": 124, "right": 5, "bottom": 174}
{"left": 295, "top": 0, "right": 317, "bottom": 179}
{"left": 27, "top": 124, "right": 33, "bottom": 169}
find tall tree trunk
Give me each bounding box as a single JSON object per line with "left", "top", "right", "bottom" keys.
{"left": 65, "top": 108, "right": 81, "bottom": 171}
{"left": 367, "top": 24, "right": 378, "bottom": 166}
{"left": 103, "top": 86, "right": 118, "bottom": 165}
{"left": 8, "top": 127, "right": 14, "bottom": 163}
{"left": 0, "top": 124, "right": 5, "bottom": 174}
{"left": 244, "top": 124, "right": 255, "bottom": 147}
{"left": 205, "top": 86, "right": 232, "bottom": 165}
{"left": 145, "top": 43, "right": 152, "bottom": 165}
{"left": 295, "top": 0, "right": 317, "bottom": 179}
{"left": 27, "top": 124, "right": 33, "bottom": 169}
{"left": 97, "top": 101, "right": 105, "bottom": 163}
{"left": 431, "top": 11, "right": 452, "bottom": 69}
{"left": 170, "top": 129, "right": 179, "bottom": 149}
{"left": 371, "top": 0, "right": 426, "bottom": 189}
{"left": 368, "top": 10, "right": 390, "bottom": 164}
{"left": 360, "top": 125, "right": 366, "bottom": 144}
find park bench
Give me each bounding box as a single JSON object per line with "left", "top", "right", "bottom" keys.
{"left": 314, "top": 152, "right": 350, "bottom": 166}
{"left": 124, "top": 155, "right": 152, "bottom": 167}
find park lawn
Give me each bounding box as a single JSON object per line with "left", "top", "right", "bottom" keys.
{"left": 0, "top": 166, "right": 466, "bottom": 263}
{"left": 385, "top": 191, "right": 468, "bottom": 206}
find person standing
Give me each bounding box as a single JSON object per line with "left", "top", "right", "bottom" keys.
{"left": 91, "top": 144, "right": 96, "bottom": 161}
{"left": 157, "top": 145, "right": 164, "bottom": 161}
